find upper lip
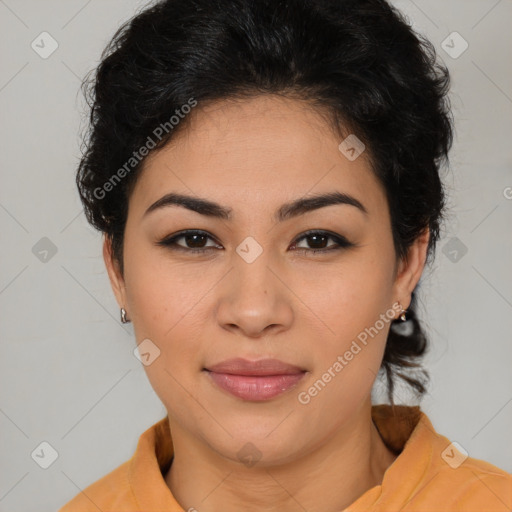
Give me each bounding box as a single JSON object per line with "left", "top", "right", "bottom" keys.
{"left": 205, "top": 358, "right": 305, "bottom": 376}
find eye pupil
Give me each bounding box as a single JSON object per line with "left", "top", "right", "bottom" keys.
{"left": 187, "top": 234, "right": 207, "bottom": 248}
{"left": 308, "top": 234, "right": 327, "bottom": 249}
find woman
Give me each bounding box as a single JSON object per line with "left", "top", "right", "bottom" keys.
{"left": 59, "top": 0, "right": 512, "bottom": 510}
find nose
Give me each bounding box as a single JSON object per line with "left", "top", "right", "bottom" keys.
{"left": 215, "top": 248, "right": 294, "bottom": 338}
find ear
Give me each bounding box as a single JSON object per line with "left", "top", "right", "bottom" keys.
{"left": 393, "top": 228, "right": 430, "bottom": 310}
{"left": 103, "top": 234, "right": 127, "bottom": 310}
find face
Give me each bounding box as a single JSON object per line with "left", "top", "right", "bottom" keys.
{"left": 105, "top": 95, "right": 427, "bottom": 465}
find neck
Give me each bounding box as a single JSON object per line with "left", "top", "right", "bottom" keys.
{"left": 164, "top": 398, "right": 397, "bottom": 512}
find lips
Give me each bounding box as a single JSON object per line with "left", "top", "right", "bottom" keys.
{"left": 205, "top": 357, "right": 305, "bottom": 376}
{"left": 204, "top": 358, "right": 307, "bottom": 401}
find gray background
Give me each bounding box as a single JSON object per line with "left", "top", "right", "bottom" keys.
{"left": 0, "top": 1, "right": 511, "bottom": 511}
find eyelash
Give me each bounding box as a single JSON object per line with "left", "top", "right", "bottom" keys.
{"left": 156, "top": 229, "right": 354, "bottom": 255}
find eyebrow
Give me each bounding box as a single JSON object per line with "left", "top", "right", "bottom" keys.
{"left": 143, "top": 191, "right": 368, "bottom": 222}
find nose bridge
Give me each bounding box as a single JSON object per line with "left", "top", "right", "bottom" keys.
{"left": 215, "top": 234, "right": 294, "bottom": 336}
{"left": 232, "top": 234, "right": 277, "bottom": 299}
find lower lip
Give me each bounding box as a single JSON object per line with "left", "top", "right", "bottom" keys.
{"left": 205, "top": 371, "right": 306, "bottom": 401}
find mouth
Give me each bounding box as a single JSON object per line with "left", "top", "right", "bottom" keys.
{"left": 203, "top": 358, "right": 307, "bottom": 401}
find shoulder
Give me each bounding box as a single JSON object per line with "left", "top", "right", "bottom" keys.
{"left": 408, "top": 437, "right": 512, "bottom": 512}
{"left": 58, "top": 460, "right": 137, "bottom": 512}
{"left": 377, "top": 407, "right": 512, "bottom": 511}
{"left": 424, "top": 416, "right": 512, "bottom": 510}
{"left": 431, "top": 456, "right": 512, "bottom": 510}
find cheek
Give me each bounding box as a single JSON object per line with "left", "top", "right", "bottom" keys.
{"left": 123, "top": 243, "right": 228, "bottom": 389}
{"left": 124, "top": 239, "right": 213, "bottom": 337}
{"left": 298, "top": 248, "right": 395, "bottom": 344}
{"left": 123, "top": 246, "right": 213, "bottom": 412}
{"left": 295, "top": 246, "right": 395, "bottom": 405}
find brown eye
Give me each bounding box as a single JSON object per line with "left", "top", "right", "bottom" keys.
{"left": 156, "top": 230, "right": 222, "bottom": 253}
{"left": 156, "top": 229, "right": 354, "bottom": 255}
{"left": 291, "top": 230, "right": 354, "bottom": 254}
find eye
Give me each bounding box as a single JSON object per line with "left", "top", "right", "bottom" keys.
{"left": 290, "top": 230, "right": 354, "bottom": 254}
{"left": 156, "top": 229, "right": 354, "bottom": 255}
{"left": 156, "top": 230, "right": 222, "bottom": 253}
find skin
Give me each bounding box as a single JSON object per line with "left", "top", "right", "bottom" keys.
{"left": 104, "top": 94, "right": 429, "bottom": 512}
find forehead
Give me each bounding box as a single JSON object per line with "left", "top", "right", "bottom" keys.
{"left": 129, "top": 95, "right": 386, "bottom": 220}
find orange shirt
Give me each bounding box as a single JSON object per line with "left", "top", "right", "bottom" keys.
{"left": 59, "top": 405, "right": 512, "bottom": 511}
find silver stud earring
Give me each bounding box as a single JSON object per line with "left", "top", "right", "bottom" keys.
{"left": 120, "top": 307, "right": 130, "bottom": 324}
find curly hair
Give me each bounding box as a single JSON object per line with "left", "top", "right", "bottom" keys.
{"left": 76, "top": 0, "right": 453, "bottom": 404}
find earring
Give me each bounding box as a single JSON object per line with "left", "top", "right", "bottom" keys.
{"left": 120, "top": 307, "right": 130, "bottom": 324}
{"left": 398, "top": 303, "right": 407, "bottom": 322}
